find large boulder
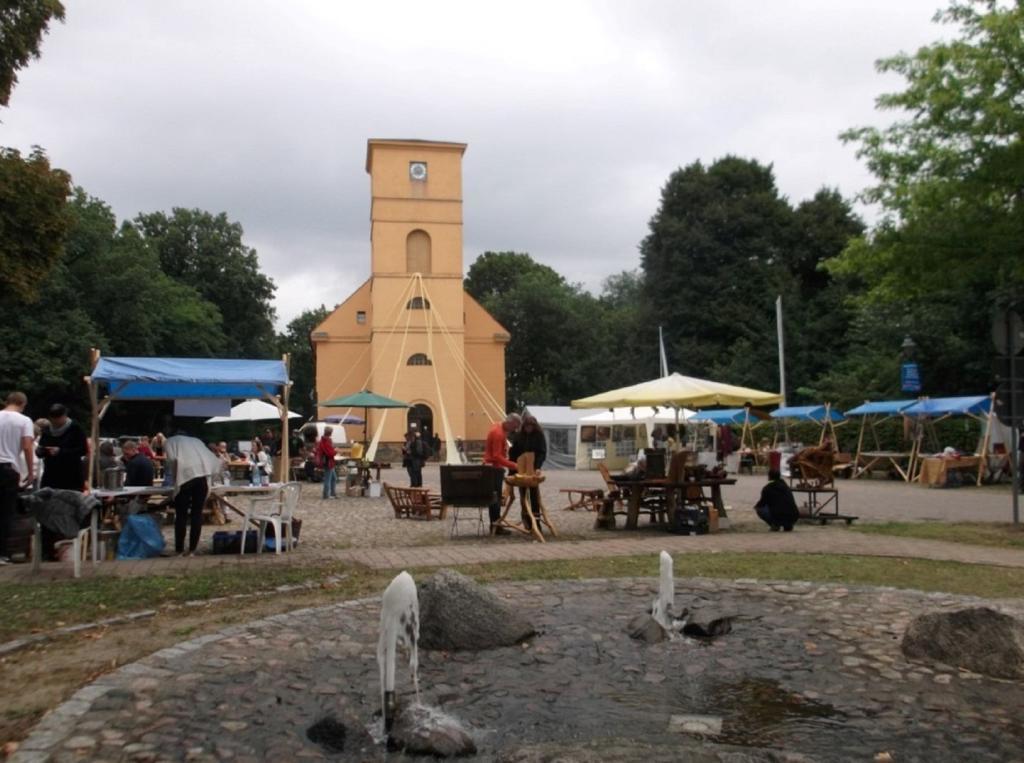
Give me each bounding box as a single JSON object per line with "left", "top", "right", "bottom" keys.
{"left": 901, "top": 607, "right": 1024, "bottom": 679}
{"left": 418, "top": 569, "right": 535, "bottom": 651}
{"left": 390, "top": 702, "right": 477, "bottom": 757}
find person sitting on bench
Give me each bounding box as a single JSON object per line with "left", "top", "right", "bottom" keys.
{"left": 754, "top": 469, "right": 799, "bottom": 532}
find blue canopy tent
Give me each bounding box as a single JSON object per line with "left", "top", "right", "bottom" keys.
{"left": 845, "top": 399, "right": 918, "bottom": 481}
{"left": 769, "top": 404, "right": 846, "bottom": 451}
{"left": 688, "top": 407, "right": 769, "bottom": 461}
{"left": 903, "top": 395, "right": 996, "bottom": 486}
{"left": 86, "top": 351, "right": 292, "bottom": 486}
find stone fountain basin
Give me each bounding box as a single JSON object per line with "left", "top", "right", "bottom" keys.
{"left": 14, "top": 578, "right": 1024, "bottom": 762}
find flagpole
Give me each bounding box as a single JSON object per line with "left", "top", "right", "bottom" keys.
{"left": 776, "top": 296, "right": 787, "bottom": 407}
{"left": 659, "top": 326, "right": 669, "bottom": 378}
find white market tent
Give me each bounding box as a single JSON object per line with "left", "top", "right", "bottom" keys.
{"left": 205, "top": 399, "right": 301, "bottom": 424}
{"left": 521, "top": 405, "right": 594, "bottom": 470}
{"left": 574, "top": 406, "right": 696, "bottom": 470}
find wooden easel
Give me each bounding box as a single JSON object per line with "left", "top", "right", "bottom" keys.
{"left": 498, "top": 453, "right": 558, "bottom": 542}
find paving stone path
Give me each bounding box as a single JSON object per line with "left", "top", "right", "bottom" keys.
{"left": 5, "top": 471, "right": 1023, "bottom": 582}
{"left": 14, "top": 577, "right": 1024, "bottom": 762}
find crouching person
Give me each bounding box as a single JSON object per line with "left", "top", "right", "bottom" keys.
{"left": 754, "top": 469, "right": 799, "bottom": 532}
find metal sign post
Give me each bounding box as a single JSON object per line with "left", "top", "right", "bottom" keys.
{"left": 994, "top": 308, "right": 1024, "bottom": 524}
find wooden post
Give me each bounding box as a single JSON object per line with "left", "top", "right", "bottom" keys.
{"left": 853, "top": 410, "right": 867, "bottom": 479}
{"left": 280, "top": 353, "right": 291, "bottom": 483}
{"left": 977, "top": 394, "right": 996, "bottom": 486}
{"left": 84, "top": 348, "right": 101, "bottom": 491}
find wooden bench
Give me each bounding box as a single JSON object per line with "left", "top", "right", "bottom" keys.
{"left": 383, "top": 483, "right": 446, "bottom": 520}
{"left": 559, "top": 487, "right": 604, "bottom": 512}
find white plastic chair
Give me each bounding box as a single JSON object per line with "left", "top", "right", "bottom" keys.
{"left": 246, "top": 482, "right": 301, "bottom": 555}
{"left": 32, "top": 521, "right": 90, "bottom": 578}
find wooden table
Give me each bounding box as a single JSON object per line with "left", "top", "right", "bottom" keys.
{"left": 497, "top": 474, "right": 558, "bottom": 542}
{"left": 854, "top": 451, "right": 914, "bottom": 481}
{"left": 85, "top": 486, "right": 175, "bottom": 564}
{"left": 611, "top": 477, "right": 736, "bottom": 530}
{"left": 917, "top": 456, "right": 983, "bottom": 488}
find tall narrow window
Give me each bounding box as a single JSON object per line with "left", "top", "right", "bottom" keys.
{"left": 406, "top": 296, "right": 431, "bottom": 310}
{"left": 406, "top": 230, "right": 431, "bottom": 274}
{"left": 407, "top": 353, "right": 432, "bottom": 366}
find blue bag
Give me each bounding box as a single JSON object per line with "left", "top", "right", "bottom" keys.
{"left": 117, "top": 514, "right": 166, "bottom": 560}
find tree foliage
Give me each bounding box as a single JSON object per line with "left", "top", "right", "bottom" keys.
{"left": 130, "top": 209, "right": 277, "bottom": 357}
{"left": 465, "top": 252, "right": 645, "bottom": 408}
{"left": 0, "top": 147, "right": 70, "bottom": 300}
{"left": 277, "top": 305, "right": 329, "bottom": 420}
{"left": 0, "top": 0, "right": 64, "bottom": 107}
{"left": 838, "top": 0, "right": 1024, "bottom": 300}
{"left": 640, "top": 157, "right": 862, "bottom": 396}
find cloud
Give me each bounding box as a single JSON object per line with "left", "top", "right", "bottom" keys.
{"left": 2, "top": 0, "right": 942, "bottom": 327}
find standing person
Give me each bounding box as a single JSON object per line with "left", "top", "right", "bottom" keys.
{"left": 316, "top": 427, "right": 337, "bottom": 499}
{"left": 483, "top": 413, "right": 522, "bottom": 536}
{"left": 431, "top": 432, "right": 442, "bottom": 462}
{"left": 37, "top": 404, "right": 88, "bottom": 491}
{"left": 753, "top": 469, "right": 800, "bottom": 532}
{"left": 0, "top": 393, "right": 35, "bottom": 565}
{"left": 164, "top": 435, "right": 222, "bottom": 556}
{"left": 403, "top": 430, "right": 431, "bottom": 487}
{"left": 510, "top": 414, "right": 546, "bottom": 520}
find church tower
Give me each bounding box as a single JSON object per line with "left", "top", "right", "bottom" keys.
{"left": 313, "top": 140, "right": 509, "bottom": 449}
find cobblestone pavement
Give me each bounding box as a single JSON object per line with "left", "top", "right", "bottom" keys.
{"left": 14, "top": 577, "right": 1024, "bottom": 762}
{"left": 3, "top": 467, "right": 1021, "bottom": 581}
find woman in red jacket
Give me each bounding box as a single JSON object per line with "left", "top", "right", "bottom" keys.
{"left": 316, "top": 428, "right": 337, "bottom": 499}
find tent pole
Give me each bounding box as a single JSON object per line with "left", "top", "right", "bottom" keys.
{"left": 853, "top": 413, "right": 866, "bottom": 478}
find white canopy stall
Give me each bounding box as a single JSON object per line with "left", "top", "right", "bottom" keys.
{"left": 521, "top": 405, "right": 594, "bottom": 470}
{"left": 574, "top": 406, "right": 696, "bottom": 471}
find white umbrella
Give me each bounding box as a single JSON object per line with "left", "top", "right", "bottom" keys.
{"left": 204, "top": 399, "right": 301, "bottom": 424}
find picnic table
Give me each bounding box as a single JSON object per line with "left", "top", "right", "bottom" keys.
{"left": 610, "top": 476, "right": 735, "bottom": 530}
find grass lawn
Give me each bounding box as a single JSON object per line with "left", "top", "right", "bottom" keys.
{"left": 5, "top": 551, "right": 1024, "bottom": 643}
{"left": 852, "top": 521, "right": 1024, "bottom": 550}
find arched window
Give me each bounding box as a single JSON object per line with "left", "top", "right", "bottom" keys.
{"left": 406, "top": 296, "right": 431, "bottom": 310}
{"left": 407, "top": 353, "right": 432, "bottom": 366}
{"left": 406, "top": 230, "right": 431, "bottom": 274}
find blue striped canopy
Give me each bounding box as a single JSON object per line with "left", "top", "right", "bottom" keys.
{"left": 770, "top": 405, "right": 844, "bottom": 423}
{"left": 845, "top": 400, "right": 917, "bottom": 417}
{"left": 903, "top": 396, "right": 991, "bottom": 417}
{"left": 92, "top": 357, "right": 289, "bottom": 400}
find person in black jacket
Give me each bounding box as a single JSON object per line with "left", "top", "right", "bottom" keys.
{"left": 509, "top": 415, "right": 547, "bottom": 519}
{"left": 37, "top": 404, "right": 88, "bottom": 491}
{"left": 754, "top": 469, "right": 800, "bottom": 532}
{"left": 121, "top": 440, "right": 155, "bottom": 487}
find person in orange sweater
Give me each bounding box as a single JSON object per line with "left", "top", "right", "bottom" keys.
{"left": 483, "top": 413, "right": 522, "bottom": 535}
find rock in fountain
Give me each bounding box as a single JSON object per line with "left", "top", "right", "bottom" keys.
{"left": 418, "top": 568, "right": 536, "bottom": 651}
{"left": 902, "top": 606, "right": 1024, "bottom": 679}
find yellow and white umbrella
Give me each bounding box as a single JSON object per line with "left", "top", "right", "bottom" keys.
{"left": 571, "top": 372, "right": 783, "bottom": 410}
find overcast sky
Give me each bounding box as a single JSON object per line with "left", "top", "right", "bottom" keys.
{"left": 3, "top": 1, "right": 946, "bottom": 328}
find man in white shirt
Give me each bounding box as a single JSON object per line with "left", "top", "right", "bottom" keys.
{"left": 0, "top": 392, "right": 35, "bottom": 564}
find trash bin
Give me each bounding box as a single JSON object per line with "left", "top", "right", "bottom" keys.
{"left": 368, "top": 480, "right": 382, "bottom": 498}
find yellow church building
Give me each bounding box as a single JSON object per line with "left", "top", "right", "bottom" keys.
{"left": 312, "top": 139, "right": 509, "bottom": 453}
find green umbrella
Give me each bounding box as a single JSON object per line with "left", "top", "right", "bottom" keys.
{"left": 319, "top": 390, "right": 410, "bottom": 450}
